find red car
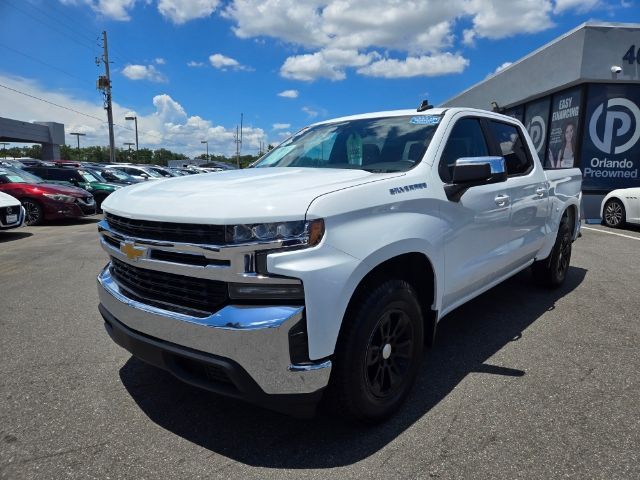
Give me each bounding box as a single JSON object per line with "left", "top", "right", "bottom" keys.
{"left": 0, "top": 166, "right": 97, "bottom": 225}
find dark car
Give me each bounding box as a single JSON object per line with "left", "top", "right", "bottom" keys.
{"left": 24, "top": 166, "right": 122, "bottom": 211}
{"left": 0, "top": 167, "right": 96, "bottom": 225}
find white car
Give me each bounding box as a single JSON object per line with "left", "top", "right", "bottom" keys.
{"left": 104, "top": 165, "right": 163, "bottom": 182}
{"left": 96, "top": 107, "right": 582, "bottom": 421}
{"left": 601, "top": 188, "right": 640, "bottom": 228}
{"left": 0, "top": 191, "right": 25, "bottom": 230}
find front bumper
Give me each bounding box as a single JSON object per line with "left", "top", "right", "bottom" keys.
{"left": 98, "top": 266, "right": 331, "bottom": 411}
{"left": 0, "top": 205, "right": 25, "bottom": 229}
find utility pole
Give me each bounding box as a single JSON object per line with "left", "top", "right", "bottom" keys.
{"left": 97, "top": 31, "right": 115, "bottom": 163}
{"left": 124, "top": 142, "right": 135, "bottom": 161}
{"left": 200, "top": 140, "right": 208, "bottom": 161}
{"left": 0, "top": 142, "right": 9, "bottom": 158}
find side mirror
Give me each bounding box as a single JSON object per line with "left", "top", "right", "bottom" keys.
{"left": 444, "top": 156, "right": 506, "bottom": 202}
{"left": 70, "top": 178, "right": 79, "bottom": 185}
{"left": 140, "top": 173, "right": 149, "bottom": 179}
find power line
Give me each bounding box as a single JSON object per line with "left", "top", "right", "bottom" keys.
{"left": 0, "top": 43, "right": 87, "bottom": 82}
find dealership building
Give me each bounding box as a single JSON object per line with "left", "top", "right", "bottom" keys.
{"left": 442, "top": 22, "right": 640, "bottom": 220}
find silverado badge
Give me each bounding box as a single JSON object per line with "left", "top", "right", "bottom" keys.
{"left": 120, "top": 241, "right": 145, "bottom": 261}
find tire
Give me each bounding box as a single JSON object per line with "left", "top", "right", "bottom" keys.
{"left": 327, "top": 279, "right": 424, "bottom": 423}
{"left": 532, "top": 219, "right": 572, "bottom": 288}
{"left": 95, "top": 195, "right": 107, "bottom": 213}
{"left": 21, "top": 199, "right": 44, "bottom": 226}
{"left": 602, "top": 198, "right": 626, "bottom": 228}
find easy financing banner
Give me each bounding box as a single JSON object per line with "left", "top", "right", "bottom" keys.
{"left": 581, "top": 84, "right": 640, "bottom": 191}
{"left": 547, "top": 88, "right": 582, "bottom": 169}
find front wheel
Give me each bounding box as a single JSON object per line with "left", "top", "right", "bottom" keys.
{"left": 327, "top": 279, "right": 424, "bottom": 422}
{"left": 603, "top": 199, "right": 625, "bottom": 228}
{"left": 21, "top": 199, "right": 44, "bottom": 226}
{"left": 532, "top": 220, "right": 572, "bottom": 288}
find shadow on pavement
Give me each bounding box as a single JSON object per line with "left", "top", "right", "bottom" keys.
{"left": 0, "top": 231, "right": 33, "bottom": 243}
{"left": 119, "top": 266, "right": 587, "bottom": 468}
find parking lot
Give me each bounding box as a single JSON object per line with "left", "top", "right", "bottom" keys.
{"left": 1, "top": 219, "right": 639, "bottom": 479}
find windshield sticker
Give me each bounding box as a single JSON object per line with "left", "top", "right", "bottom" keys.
{"left": 410, "top": 115, "right": 440, "bottom": 125}
{"left": 346, "top": 133, "right": 363, "bottom": 165}
{"left": 389, "top": 182, "right": 427, "bottom": 195}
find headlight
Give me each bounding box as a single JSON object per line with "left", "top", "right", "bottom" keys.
{"left": 225, "top": 219, "right": 324, "bottom": 246}
{"left": 43, "top": 193, "right": 76, "bottom": 203}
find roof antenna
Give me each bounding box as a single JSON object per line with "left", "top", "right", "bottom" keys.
{"left": 417, "top": 100, "right": 433, "bottom": 112}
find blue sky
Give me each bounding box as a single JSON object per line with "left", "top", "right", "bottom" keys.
{"left": 0, "top": 0, "right": 638, "bottom": 157}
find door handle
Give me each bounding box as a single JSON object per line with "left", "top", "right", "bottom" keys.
{"left": 535, "top": 187, "right": 547, "bottom": 197}
{"left": 494, "top": 194, "right": 510, "bottom": 207}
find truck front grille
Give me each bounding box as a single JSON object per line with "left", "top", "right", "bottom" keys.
{"left": 106, "top": 213, "right": 226, "bottom": 244}
{"left": 109, "top": 257, "right": 228, "bottom": 317}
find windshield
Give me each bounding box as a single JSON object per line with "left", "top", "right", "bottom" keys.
{"left": 0, "top": 167, "right": 45, "bottom": 184}
{"left": 77, "top": 169, "right": 101, "bottom": 183}
{"left": 255, "top": 115, "right": 440, "bottom": 173}
{"left": 139, "top": 167, "right": 163, "bottom": 178}
{"left": 97, "top": 168, "right": 132, "bottom": 182}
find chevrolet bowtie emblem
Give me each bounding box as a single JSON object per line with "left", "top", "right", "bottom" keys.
{"left": 120, "top": 241, "right": 145, "bottom": 261}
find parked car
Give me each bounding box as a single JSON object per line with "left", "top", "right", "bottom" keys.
{"left": 144, "top": 165, "right": 179, "bottom": 178}
{"left": 24, "top": 166, "right": 122, "bottom": 211}
{"left": 85, "top": 167, "right": 140, "bottom": 186}
{"left": 96, "top": 107, "right": 581, "bottom": 421}
{"left": 0, "top": 191, "right": 25, "bottom": 230}
{"left": 0, "top": 167, "right": 96, "bottom": 225}
{"left": 202, "top": 161, "right": 237, "bottom": 170}
{"left": 601, "top": 187, "right": 640, "bottom": 228}
{"left": 104, "top": 165, "right": 163, "bottom": 182}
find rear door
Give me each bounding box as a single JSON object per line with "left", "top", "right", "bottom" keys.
{"left": 485, "top": 120, "right": 549, "bottom": 266}
{"left": 438, "top": 116, "right": 513, "bottom": 310}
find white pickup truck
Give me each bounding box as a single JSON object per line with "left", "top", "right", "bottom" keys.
{"left": 97, "top": 107, "right": 582, "bottom": 421}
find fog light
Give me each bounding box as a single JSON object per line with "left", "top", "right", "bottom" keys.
{"left": 228, "top": 283, "right": 304, "bottom": 300}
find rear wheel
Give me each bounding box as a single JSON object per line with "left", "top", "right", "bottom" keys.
{"left": 327, "top": 279, "right": 424, "bottom": 422}
{"left": 21, "top": 199, "right": 44, "bottom": 226}
{"left": 532, "top": 220, "right": 572, "bottom": 288}
{"left": 603, "top": 199, "right": 625, "bottom": 228}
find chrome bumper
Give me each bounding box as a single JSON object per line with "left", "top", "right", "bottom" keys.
{"left": 97, "top": 265, "right": 331, "bottom": 395}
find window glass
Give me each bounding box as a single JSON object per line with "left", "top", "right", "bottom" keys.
{"left": 439, "top": 118, "right": 489, "bottom": 182}
{"left": 48, "top": 169, "right": 77, "bottom": 181}
{"left": 488, "top": 121, "right": 533, "bottom": 176}
{"left": 78, "top": 169, "right": 100, "bottom": 182}
{"left": 0, "top": 167, "right": 43, "bottom": 184}
{"left": 255, "top": 115, "right": 440, "bottom": 173}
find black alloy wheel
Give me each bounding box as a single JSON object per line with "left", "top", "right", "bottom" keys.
{"left": 327, "top": 279, "right": 424, "bottom": 422}
{"left": 532, "top": 220, "right": 572, "bottom": 288}
{"left": 603, "top": 199, "right": 625, "bottom": 228}
{"left": 22, "top": 199, "right": 44, "bottom": 226}
{"left": 364, "top": 308, "right": 415, "bottom": 399}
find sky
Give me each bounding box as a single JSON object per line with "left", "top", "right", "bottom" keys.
{"left": 0, "top": 0, "right": 638, "bottom": 158}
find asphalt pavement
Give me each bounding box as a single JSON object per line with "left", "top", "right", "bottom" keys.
{"left": 0, "top": 218, "right": 639, "bottom": 479}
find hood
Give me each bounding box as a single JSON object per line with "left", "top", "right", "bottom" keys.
{"left": 0, "top": 191, "right": 21, "bottom": 208}
{"left": 103, "top": 167, "right": 397, "bottom": 223}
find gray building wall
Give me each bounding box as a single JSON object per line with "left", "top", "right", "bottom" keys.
{"left": 0, "top": 117, "right": 66, "bottom": 160}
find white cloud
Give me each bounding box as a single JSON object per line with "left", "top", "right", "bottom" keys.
{"left": 208, "top": 53, "right": 252, "bottom": 71}
{"left": 0, "top": 74, "right": 266, "bottom": 157}
{"left": 277, "top": 89, "right": 299, "bottom": 98}
{"left": 464, "top": 0, "right": 554, "bottom": 40}
{"left": 357, "top": 53, "right": 469, "bottom": 78}
{"left": 554, "top": 0, "right": 600, "bottom": 13}
{"left": 157, "top": 0, "right": 221, "bottom": 24}
{"left": 302, "top": 106, "right": 318, "bottom": 118}
{"left": 121, "top": 64, "right": 167, "bottom": 82}
{"left": 493, "top": 61, "right": 513, "bottom": 74}
{"left": 281, "top": 49, "right": 379, "bottom": 81}
{"left": 60, "top": 0, "right": 220, "bottom": 23}
{"left": 222, "top": 0, "right": 598, "bottom": 81}
{"left": 187, "top": 60, "right": 204, "bottom": 67}
{"left": 272, "top": 123, "right": 290, "bottom": 130}
{"left": 155, "top": 57, "right": 166, "bottom": 65}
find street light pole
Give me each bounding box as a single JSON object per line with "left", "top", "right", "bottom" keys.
{"left": 69, "top": 132, "right": 86, "bottom": 160}
{"left": 124, "top": 142, "right": 135, "bottom": 162}
{"left": 200, "top": 140, "right": 208, "bottom": 161}
{"left": 125, "top": 116, "right": 138, "bottom": 160}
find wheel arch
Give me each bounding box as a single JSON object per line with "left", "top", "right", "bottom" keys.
{"left": 341, "top": 251, "right": 438, "bottom": 348}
